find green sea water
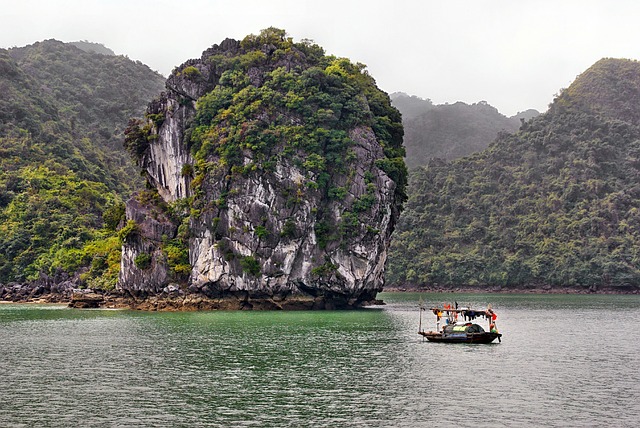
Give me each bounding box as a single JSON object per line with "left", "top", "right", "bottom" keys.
{"left": 1, "top": 292, "right": 639, "bottom": 427}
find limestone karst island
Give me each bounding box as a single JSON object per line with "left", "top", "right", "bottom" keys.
{"left": 119, "top": 29, "right": 407, "bottom": 309}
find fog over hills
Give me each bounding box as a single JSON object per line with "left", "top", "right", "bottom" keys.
{"left": 391, "top": 92, "right": 539, "bottom": 167}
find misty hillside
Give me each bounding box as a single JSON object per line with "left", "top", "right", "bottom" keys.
{"left": 0, "top": 40, "right": 165, "bottom": 286}
{"left": 511, "top": 108, "right": 540, "bottom": 122}
{"left": 69, "top": 40, "right": 116, "bottom": 56}
{"left": 386, "top": 58, "right": 640, "bottom": 291}
{"left": 391, "top": 92, "right": 539, "bottom": 168}
{"left": 389, "top": 92, "right": 435, "bottom": 121}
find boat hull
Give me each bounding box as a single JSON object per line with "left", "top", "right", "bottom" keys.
{"left": 419, "top": 331, "right": 502, "bottom": 344}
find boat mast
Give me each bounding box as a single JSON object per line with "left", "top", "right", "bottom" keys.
{"left": 418, "top": 297, "right": 424, "bottom": 334}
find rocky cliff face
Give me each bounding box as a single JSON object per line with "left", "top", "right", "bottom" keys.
{"left": 119, "top": 29, "right": 406, "bottom": 309}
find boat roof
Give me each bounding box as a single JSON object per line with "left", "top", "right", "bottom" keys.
{"left": 429, "top": 307, "right": 493, "bottom": 316}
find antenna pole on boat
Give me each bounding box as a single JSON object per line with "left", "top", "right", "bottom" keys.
{"left": 418, "top": 297, "right": 425, "bottom": 341}
{"left": 418, "top": 297, "right": 424, "bottom": 333}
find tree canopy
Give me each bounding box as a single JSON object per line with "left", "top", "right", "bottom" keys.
{"left": 387, "top": 58, "right": 640, "bottom": 290}
{"left": 0, "top": 41, "right": 165, "bottom": 287}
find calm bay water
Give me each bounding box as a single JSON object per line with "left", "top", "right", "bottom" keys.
{"left": 1, "top": 293, "right": 639, "bottom": 427}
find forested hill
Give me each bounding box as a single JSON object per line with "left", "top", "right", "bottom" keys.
{"left": 0, "top": 40, "right": 165, "bottom": 287}
{"left": 3, "top": 40, "right": 166, "bottom": 192}
{"left": 391, "top": 92, "right": 539, "bottom": 168}
{"left": 386, "top": 58, "right": 640, "bottom": 291}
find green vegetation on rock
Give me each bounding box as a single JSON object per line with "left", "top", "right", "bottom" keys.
{"left": 185, "top": 32, "right": 406, "bottom": 207}
{"left": 0, "top": 165, "right": 122, "bottom": 284}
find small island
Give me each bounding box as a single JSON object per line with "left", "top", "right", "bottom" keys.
{"left": 118, "top": 28, "right": 407, "bottom": 310}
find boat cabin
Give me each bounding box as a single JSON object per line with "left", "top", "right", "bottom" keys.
{"left": 443, "top": 323, "right": 486, "bottom": 336}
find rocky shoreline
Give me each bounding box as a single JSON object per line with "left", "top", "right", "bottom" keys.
{"left": 0, "top": 283, "right": 384, "bottom": 311}
{"left": 383, "top": 283, "right": 640, "bottom": 294}
{"left": 2, "top": 280, "right": 638, "bottom": 311}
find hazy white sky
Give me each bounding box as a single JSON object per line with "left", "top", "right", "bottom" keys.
{"left": 2, "top": 0, "right": 640, "bottom": 116}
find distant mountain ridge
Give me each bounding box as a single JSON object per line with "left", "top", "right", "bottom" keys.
{"left": 389, "top": 92, "right": 434, "bottom": 121}
{"left": 386, "top": 58, "right": 640, "bottom": 291}
{"left": 69, "top": 40, "right": 116, "bottom": 56}
{"left": 8, "top": 40, "right": 164, "bottom": 184}
{"left": 390, "top": 92, "right": 539, "bottom": 167}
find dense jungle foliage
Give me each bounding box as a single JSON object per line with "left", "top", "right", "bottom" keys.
{"left": 387, "top": 59, "right": 640, "bottom": 289}
{"left": 391, "top": 92, "right": 539, "bottom": 167}
{"left": 0, "top": 41, "right": 165, "bottom": 287}
{"left": 185, "top": 28, "right": 406, "bottom": 202}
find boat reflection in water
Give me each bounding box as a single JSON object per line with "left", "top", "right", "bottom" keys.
{"left": 418, "top": 303, "right": 502, "bottom": 344}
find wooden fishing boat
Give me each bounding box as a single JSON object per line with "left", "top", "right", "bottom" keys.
{"left": 418, "top": 304, "right": 502, "bottom": 344}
